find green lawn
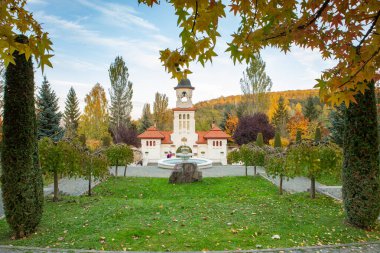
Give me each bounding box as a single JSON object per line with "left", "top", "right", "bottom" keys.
{"left": 0, "top": 177, "right": 379, "bottom": 251}
{"left": 317, "top": 173, "right": 342, "bottom": 186}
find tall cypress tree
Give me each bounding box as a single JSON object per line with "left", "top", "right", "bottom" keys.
{"left": 109, "top": 56, "right": 133, "bottom": 130}
{"left": 1, "top": 35, "right": 43, "bottom": 238}
{"left": 37, "top": 76, "right": 63, "bottom": 141}
{"left": 63, "top": 87, "right": 80, "bottom": 138}
{"left": 343, "top": 81, "right": 380, "bottom": 229}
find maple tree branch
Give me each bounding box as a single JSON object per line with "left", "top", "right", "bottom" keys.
{"left": 356, "top": 10, "right": 380, "bottom": 54}
{"left": 338, "top": 46, "right": 380, "bottom": 89}
{"left": 191, "top": 0, "right": 198, "bottom": 34}
{"left": 264, "top": 0, "right": 331, "bottom": 41}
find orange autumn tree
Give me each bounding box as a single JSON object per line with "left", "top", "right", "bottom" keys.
{"left": 78, "top": 83, "right": 111, "bottom": 150}
{"left": 225, "top": 113, "right": 239, "bottom": 136}
{"left": 287, "top": 111, "right": 309, "bottom": 141}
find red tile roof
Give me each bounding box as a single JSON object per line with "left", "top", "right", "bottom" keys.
{"left": 172, "top": 107, "right": 196, "bottom": 111}
{"left": 137, "top": 126, "right": 165, "bottom": 139}
{"left": 203, "top": 126, "right": 230, "bottom": 139}
{"left": 160, "top": 131, "right": 173, "bottom": 144}
{"left": 137, "top": 127, "right": 173, "bottom": 144}
{"left": 196, "top": 131, "right": 208, "bottom": 144}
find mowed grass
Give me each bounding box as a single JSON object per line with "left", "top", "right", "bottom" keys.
{"left": 0, "top": 177, "right": 379, "bottom": 251}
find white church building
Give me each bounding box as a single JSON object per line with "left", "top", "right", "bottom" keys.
{"left": 138, "top": 79, "right": 230, "bottom": 165}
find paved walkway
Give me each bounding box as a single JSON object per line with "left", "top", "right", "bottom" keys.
{"left": 0, "top": 241, "right": 379, "bottom": 253}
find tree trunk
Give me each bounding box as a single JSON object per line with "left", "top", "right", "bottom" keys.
{"left": 124, "top": 165, "right": 127, "bottom": 177}
{"left": 53, "top": 170, "right": 59, "bottom": 202}
{"left": 279, "top": 175, "right": 283, "bottom": 195}
{"left": 310, "top": 176, "right": 316, "bottom": 199}
{"left": 254, "top": 165, "right": 257, "bottom": 175}
{"left": 115, "top": 160, "right": 118, "bottom": 176}
{"left": 88, "top": 158, "right": 92, "bottom": 196}
{"left": 245, "top": 164, "right": 247, "bottom": 176}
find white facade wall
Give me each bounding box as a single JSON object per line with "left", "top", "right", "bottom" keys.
{"left": 171, "top": 111, "right": 198, "bottom": 149}
{"left": 141, "top": 139, "right": 161, "bottom": 165}
{"left": 207, "top": 139, "right": 228, "bottom": 165}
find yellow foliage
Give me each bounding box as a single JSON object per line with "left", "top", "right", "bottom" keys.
{"left": 86, "top": 139, "right": 101, "bottom": 152}
{"left": 78, "top": 83, "right": 110, "bottom": 141}
{"left": 269, "top": 137, "right": 290, "bottom": 147}
{"left": 267, "top": 95, "right": 291, "bottom": 123}
{"left": 225, "top": 114, "right": 238, "bottom": 136}
{"left": 287, "top": 111, "right": 309, "bottom": 140}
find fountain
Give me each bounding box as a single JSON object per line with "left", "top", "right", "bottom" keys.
{"left": 158, "top": 138, "right": 212, "bottom": 169}
{"left": 169, "top": 138, "right": 203, "bottom": 183}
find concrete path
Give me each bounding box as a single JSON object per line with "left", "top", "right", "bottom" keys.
{"left": 0, "top": 241, "right": 379, "bottom": 253}
{"left": 0, "top": 178, "right": 100, "bottom": 218}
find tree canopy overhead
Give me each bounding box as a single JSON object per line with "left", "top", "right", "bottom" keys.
{"left": 1, "top": 0, "right": 53, "bottom": 71}
{"left": 138, "top": 0, "right": 379, "bottom": 106}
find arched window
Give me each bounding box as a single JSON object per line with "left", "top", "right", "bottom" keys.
{"left": 220, "top": 141, "right": 222, "bottom": 146}
{"left": 187, "top": 114, "right": 190, "bottom": 119}
{"left": 146, "top": 141, "right": 149, "bottom": 146}
{"left": 213, "top": 141, "right": 215, "bottom": 146}
{"left": 179, "top": 114, "right": 182, "bottom": 119}
{"left": 150, "top": 141, "right": 153, "bottom": 146}
{"left": 153, "top": 141, "right": 156, "bottom": 146}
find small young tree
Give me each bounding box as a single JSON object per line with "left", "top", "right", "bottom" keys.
{"left": 265, "top": 150, "right": 288, "bottom": 195}
{"left": 81, "top": 150, "right": 109, "bottom": 196}
{"left": 249, "top": 144, "right": 266, "bottom": 176}
{"left": 256, "top": 132, "right": 264, "bottom": 147}
{"left": 295, "top": 129, "right": 302, "bottom": 143}
{"left": 239, "top": 144, "right": 254, "bottom": 176}
{"left": 271, "top": 96, "right": 289, "bottom": 137}
{"left": 274, "top": 132, "right": 282, "bottom": 149}
{"left": 39, "top": 138, "right": 80, "bottom": 201}
{"left": 227, "top": 149, "right": 240, "bottom": 165}
{"left": 315, "top": 127, "right": 321, "bottom": 143}
{"left": 287, "top": 141, "right": 342, "bottom": 198}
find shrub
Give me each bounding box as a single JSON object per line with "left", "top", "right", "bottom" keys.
{"left": 233, "top": 113, "right": 275, "bottom": 145}
{"left": 269, "top": 137, "right": 289, "bottom": 148}
{"left": 274, "top": 132, "right": 282, "bottom": 148}
{"left": 256, "top": 133, "right": 264, "bottom": 147}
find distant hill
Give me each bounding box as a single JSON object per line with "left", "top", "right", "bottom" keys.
{"left": 195, "top": 89, "right": 320, "bottom": 108}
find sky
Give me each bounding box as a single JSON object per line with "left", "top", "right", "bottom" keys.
{"left": 27, "top": 0, "right": 336, "bottom": 119}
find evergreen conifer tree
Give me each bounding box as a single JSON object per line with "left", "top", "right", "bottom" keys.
{"left": 139, "top": 103, "right": 153, "bottom": 133}
{"left": 328, "top": 104, "right": 345, "bottom": 147}
{"left": 314, "top": 127, "right": 321, "bottom": 142}
{"left": 303, "top": 96, "right": 319, "bottom": 121}
{"left": 343, "top": 81, "right": 380, "bottom": 229}
{"left": 256, "top": 132, "right": 264, "bottom": 147}
{"left": 274, "top": 132, "right": 282, "bottom": 148}
{"left": 1, "top": 35, "right": 43, "bottom": 238}
{"left": 109, "top": 56, "right": 133, "bottom": 130}
{"left": 296, "top": 129, "right": 302, "bottom": 143}
{"left": 271, "top": 96, "right": 289, "bottom": 137}
{"left": 63, "top": 87, "right": 80, "bottom": 139}
{"left": 37, "top": 76, "right": 63, "bottom": 141}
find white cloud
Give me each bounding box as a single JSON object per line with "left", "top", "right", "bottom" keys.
{"left": 77, "top": 0, "right": 159, "bottom": 32}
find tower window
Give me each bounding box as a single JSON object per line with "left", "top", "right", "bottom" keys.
{"left": 179, "top": 114, "right": 182, "bottom": 119}
{"left": 187, "top": 114, "right": 190, "bottom": 119}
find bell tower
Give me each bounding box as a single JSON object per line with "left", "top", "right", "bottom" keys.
{"left": 171, "top": 78, "right": 198, "bottom": 149}
{"left": 175, "top": 79, "right": 194, "bottom": 108}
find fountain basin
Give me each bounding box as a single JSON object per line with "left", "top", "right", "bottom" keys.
{"left": 158, "top": 158, "right": 213, "bottom": 169}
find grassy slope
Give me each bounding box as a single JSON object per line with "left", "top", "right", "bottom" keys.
{"left": 0, "top": 177, "right": 378, "bottom": 251}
